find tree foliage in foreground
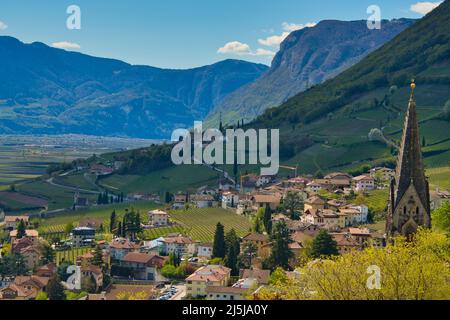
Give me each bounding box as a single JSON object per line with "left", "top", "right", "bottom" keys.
{"left": 252, "top": 229, "right": 450, "bottom": 300}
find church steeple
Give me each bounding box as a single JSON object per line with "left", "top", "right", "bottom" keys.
{"left": 386, "top": 81, "right": 431, "bottom": 239}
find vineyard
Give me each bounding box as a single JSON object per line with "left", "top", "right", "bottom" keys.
{"left": 36, "top": 201, "right": 159, "bottom": 234}
{"left": 143, "top": 225, "right": 186, "bottom": 240}
{"left": 169, "top": 208, "right": 252, "bottom": 242}
{"left": 55, "top": 247, "right": 93, "bottom": 266}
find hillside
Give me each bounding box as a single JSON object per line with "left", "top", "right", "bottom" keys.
{"left": 207, "top": 18, "right": 415, "bottom": 127}
{"left": 84, "top": 2, "right": 450, "bottom": 195}
{"left": 0, "top": 37, "right": 268, "bottom": 139}
{"left": 244, "top": 0, "right": 450, "bottom": 174}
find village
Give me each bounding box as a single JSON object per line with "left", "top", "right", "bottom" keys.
{"left": 0, "top": 165, "right": 428, "bottom": 301}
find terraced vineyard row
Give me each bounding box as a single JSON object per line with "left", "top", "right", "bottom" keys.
{"left": 170, "top": 208, "right": 252, "bottom": 242}
{"left": 143, "top": 225, "right": 186, "bottom": 240}
{"left": 55, "top": 247, "right": 93, "bottom": 266}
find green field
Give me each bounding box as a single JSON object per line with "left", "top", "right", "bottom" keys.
{"left": 17, "top": 180, "right": 97, "bottom": 211}
{"left": 37, "top": 205, "right": 252, "bottom": 243}
{"left": 427, "top": 167, "right": 450, "bottom": 190}
{"left": 169, "top": 208, "right": 253, "bottom": 242}
{"left": 37, "top": 201, "right": 160, "bottom": 233}
{"left": 99, "top": 165, "right": 221, "bottom": 194}
{"left": 53, "top": 173, "right": 99, "bottom": 192}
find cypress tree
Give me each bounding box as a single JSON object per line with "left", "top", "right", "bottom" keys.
{"left": 263, "top": 205, "right": 273, "bottom": 234}
{"left": 213, "top": 223, "right": 226, "bottom": 258}
{"left": 16, "top": 220, "right": 26, "bottom": 239}
{"left": 110, "top": 210, "right": 116, "bottom": 233}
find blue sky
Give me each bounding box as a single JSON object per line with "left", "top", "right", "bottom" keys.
{"left": 0, "top": 0, "right": 442, "bottom": 69}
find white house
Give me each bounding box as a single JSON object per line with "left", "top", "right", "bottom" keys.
{"left": 148, "top": 210, "right": 169, "bottom": 227}
{"left": 353, "top": 175, "right": 375, "bottom": 192}
{"left": 161, "top": 234, "right": 196, "bottom": 257}
{"left": 222, "top": 192, "right": 240, "bottom": 209}
{"left": 109, "top": 238, "right": 140, "bottom": 261}
{"left": 306, "top": 181, "right": 322, "bottom": 193}
{"left": 121, "top": 252, "right": 167, "bottom": 282}
{"left": 339, "top": 205, "right": 369, "bottom": 226}
{"left": 197, "top": 243, "right": 213, "bottom": 259}
{"left": 190, "top": 194, "right": 215, "bottom": 208}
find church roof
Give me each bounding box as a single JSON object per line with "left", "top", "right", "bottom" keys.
{"left": 393, "top": 82, "right": 429, "bottom": 212}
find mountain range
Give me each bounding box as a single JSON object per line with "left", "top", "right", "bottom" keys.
{"left": 248, "top": 0, "right": 450, "bottom": 175}
{"left": 0, "top": 37, "right": 267, "bottom": 139}
{"left": 206, "top": 18, "right": 416, "bottom": 127}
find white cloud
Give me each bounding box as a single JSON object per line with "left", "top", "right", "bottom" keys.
{"left": 410, "top": 1, "right": 442, "bottom": 15}
{"left": 0, "top": 21, "right": 8, "bottom": 31}
{"left": 258, "top": 22, "right": 316, "bottom": 47}
{"left": 217, "top": 41, "right": 275, "bottom": 57}
{"left": 282, "top": 22, "right": 316, "bottom": 32}
{"left": 255, "top": 48, "right": 276, "bottom": 57}
{"left": 217, "top": 41, "right": 251, "bottom": 55}
{"left": 258, "top": 32, "right": 290, "bottom": 47}
{"left": 51, "top": 41, "right": 81, "bottom": 50}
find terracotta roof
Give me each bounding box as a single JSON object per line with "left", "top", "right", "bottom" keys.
{"left": 305, "top": 196, "right": 325, "bottom": 205}
{"left": 4, "top": 215, "right": 29, "bottom": 223}
{"left": 252, "top": 194, "right": 281, "bottom": 204}
{"left": 122, "top": 252, "right": 167, "bottom": 268}
{"left": 242, "top": 233, "right": 269, "bottom": 243}
{"left": 1, "top": 283, "right": 36, "bottom": 299}
{"left": 15, "top": 276, "right": 49, "bottom": 289}
{"left": 331, "top": 233, "right": 361, "bottom": 247}
{"left": 353, "top": 175, "right": 374, "bottom": 181}
{"left": 10, "top": 229, "right": 39, "bottom": 237}
{"left": 240, "top": 269, "right": 270, "bottom": 285}
{"left": 37, "top": 263, "right": 57, "bottom": 274}
{"left": 148, "top": 210, "right": 168, "bottom": 216}
{"left": 348, "top": 228, "right": 371, "bottom": 236}
{"left": 324, "top": 172, "right": 352, "bottom": 180}
{"left": 109, "top": 238, "right": 139, "bottom": 249}
{"left": 162, "top": 235, "right": 194, "bottom": 245}
{"left": 206, "top": 286, "right": 248, "bottom": 295}
{"left": 122, "top": 252, "right": 154, "bottom": 264}
{"left": 186, "top": 265, "right": 231, "bottom": 282}
{"left": 81, "top": 265, "right": 102, "bottom": 275}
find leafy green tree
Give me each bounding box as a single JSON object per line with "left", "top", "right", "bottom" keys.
{"left": 16, "top": 219, "right": 26, "bottom": 239}
{"left": 268, "top": 221, "right": 293, "bottom": 270}
{"left": 36, "top": 292, "right": 48, "bottom": 300}
{"left": 40, "top": 242, "right": 55, "bottom": 265}
{"left": 64, "top": 222, "right": 74, "bottom": 234}
{"left": 253, "top": 230, "right": 450, "bottom": 300}
{"left": 0, "top": 254, "right": 27, "bottom": 277}
{"left": 310, "top": 230, "right": 339, "bottom": 258}
{"left": 57, "top": 261, "right": 71, "bottom": 281}
{"left": 238, "top": 242, "right": 258, "bottom": 269}
{"left": 253, "top": 208, "right": 265, "bottom": 234}
{"left": 432, "top": 201, "right": 450, "bottom": 235}
{"left": 213, "top": 223, "right": 226, "bottom": 258}
{"left": 283, "top": 191, "right": 304, "bottom": 220}
{"left": 46, "top": 275, "right": 66, "bottom": 300}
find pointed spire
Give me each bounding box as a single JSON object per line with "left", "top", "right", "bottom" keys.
{"left": 387, "top": 81, "right": 431, "bottom": 238}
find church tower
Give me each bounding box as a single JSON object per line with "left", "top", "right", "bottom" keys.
{"left": 386, "top": 81, "right": 431, "bottom": 239}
